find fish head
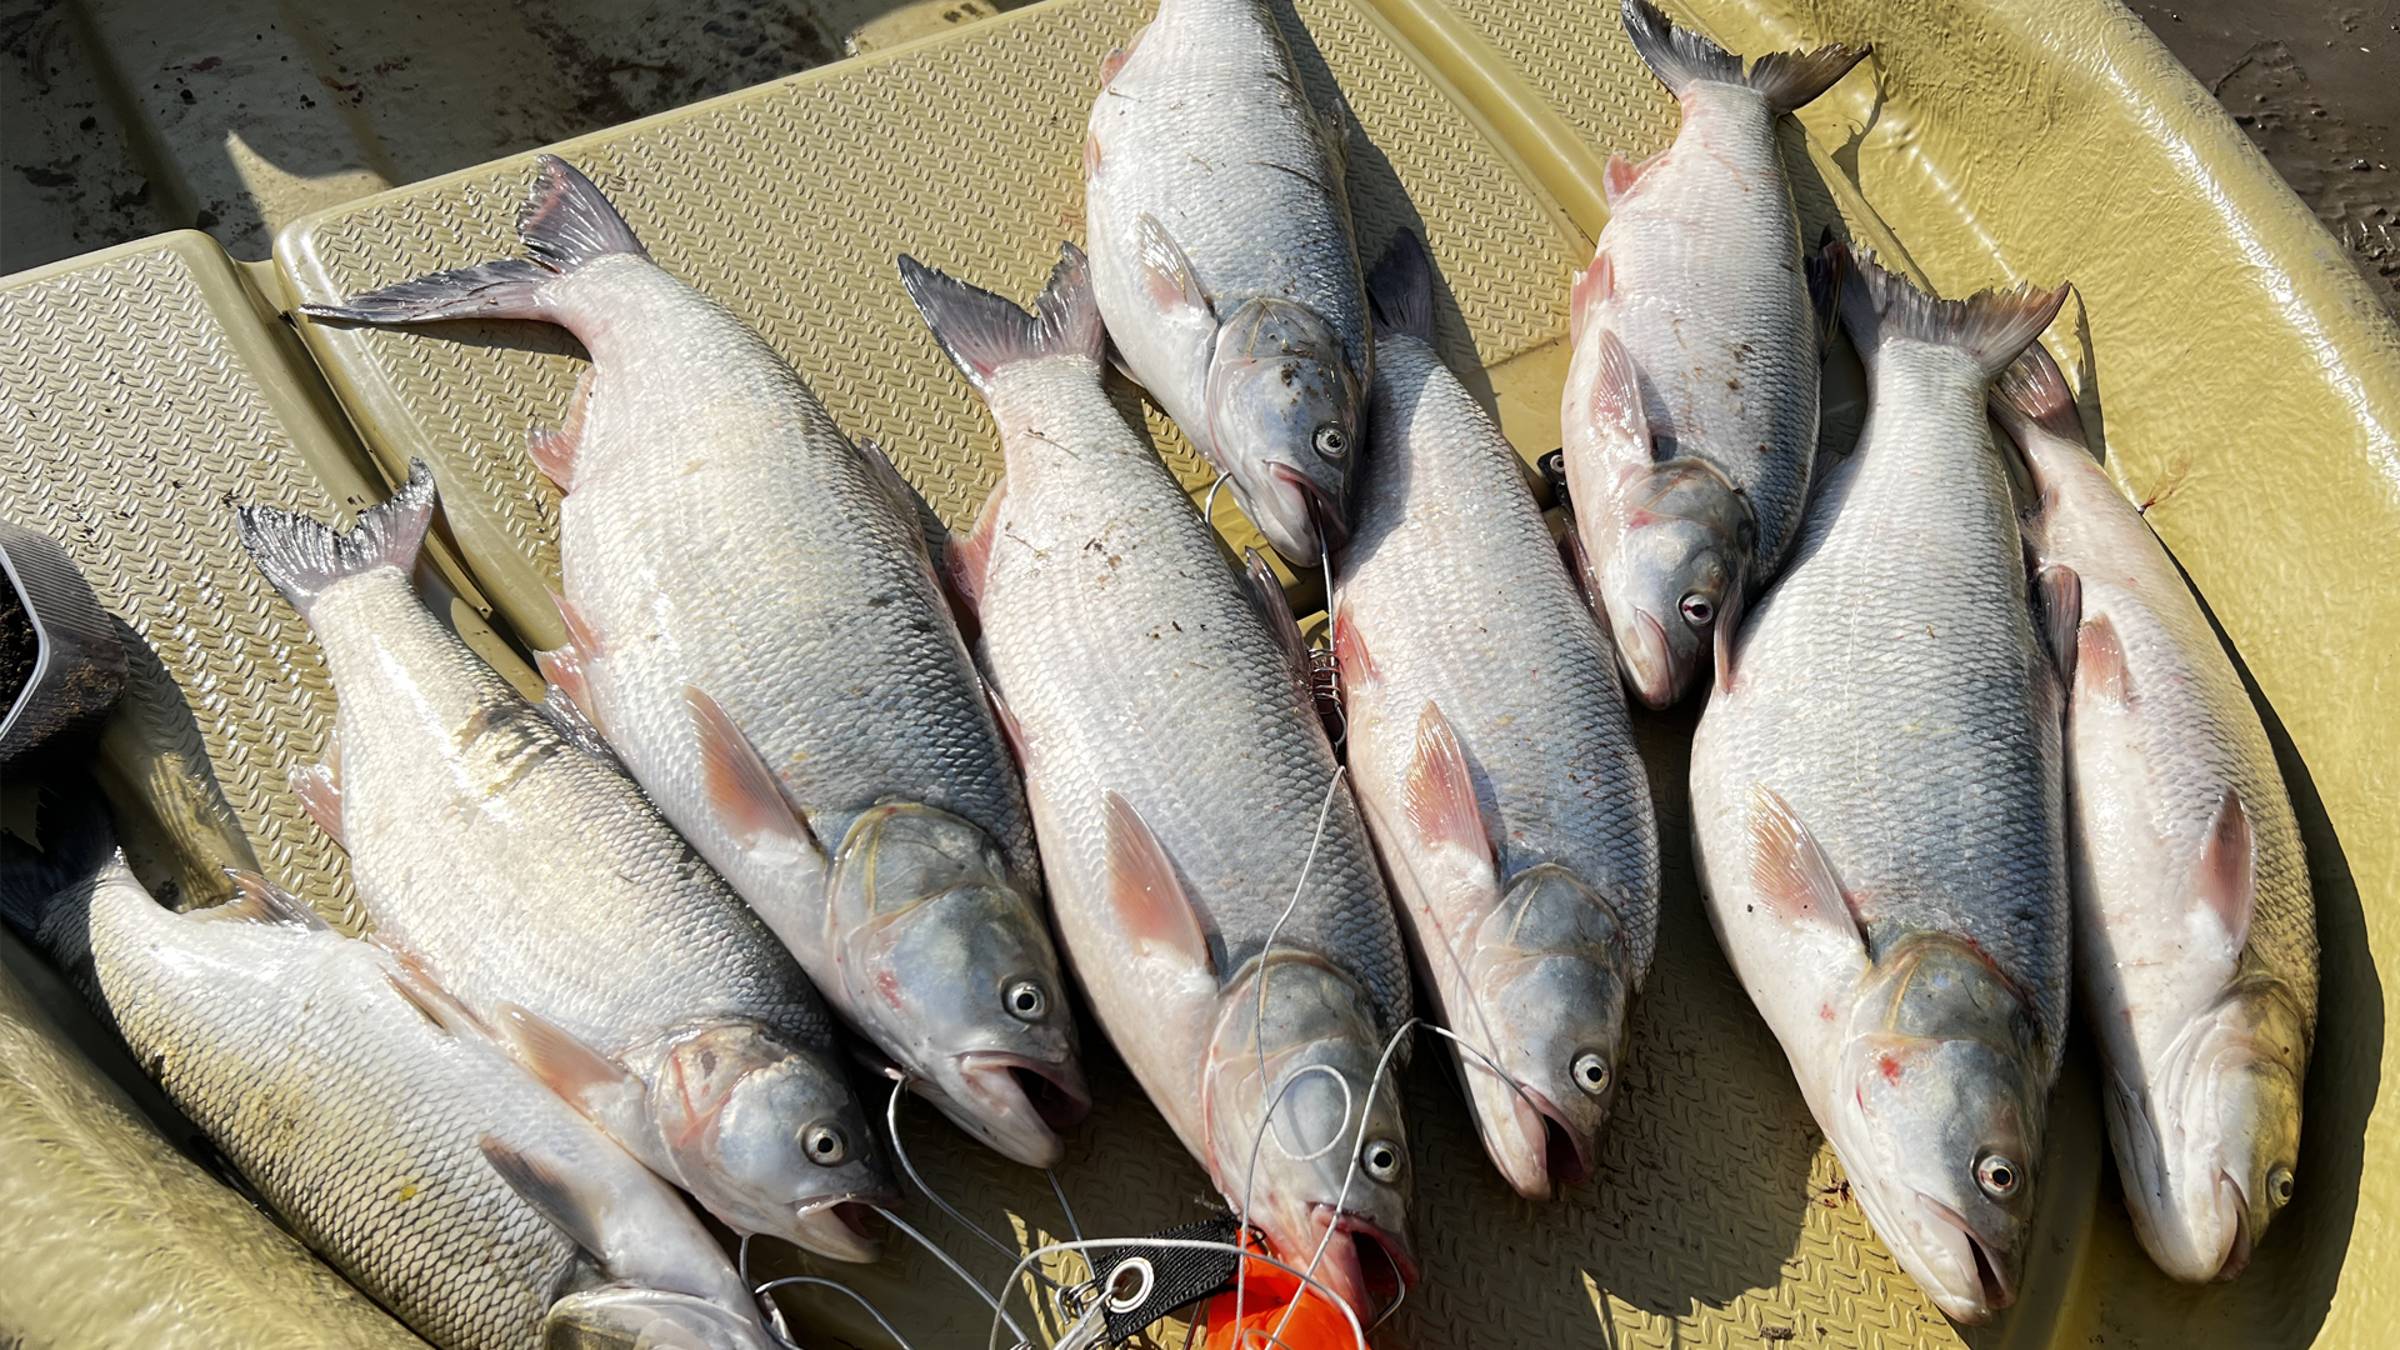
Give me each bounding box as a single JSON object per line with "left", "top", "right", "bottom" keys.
{"left": 1452, "top": 864, "right": 1639, "bottom": 1200}
{"left": 1199, "top": 952, "right": 1416, "bottom": 1318}
{"left": 2113, "top": 974, "right": 2308, "bottom": 1282}
{"left": 1595, "top": 458, "right": 1753, "bottom": 707}
{"left": 544, "top": 1287, "right": 774, "bottom": 1350}
{"left": 1203, "top": 297, "right": 1364, "bottom": 564}
{"left": 644, "top": 1023, "right": 894, "bottom": 1263}
{"left": 1825, "top": 935, "right": 2047, "bottom": 1325}
{"left": 830, "top": 802, "right": 1089, "bottom": 1169}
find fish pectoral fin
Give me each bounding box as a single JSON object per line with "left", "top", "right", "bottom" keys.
{"left": 687, "top": 685, "right": 823, "bottom": 865}
{"left": 207, "top": 869, "right": 330, "bottom": 930}
{"left": 1135, "top": 213, "right": 1212, "bottom": 324}
{"left": 1405, "top": 703, "right": 1496, "bottom": 869}
{"left": 1712, "top": 572, "right": 1749, "bottom": 696}
{"left": 1583, "top": 328, "right": 1654, "bottom": 460}
{"left": 526, "top": 366, "right": 595, "bottom": 491}
{"left": 1746, "top": 787, "right": 1866, "bottom": 948}
{"left": 288, "top": 760, "right": 346, "bottom": 850}
{"left": 2075, "top": 612, "right": 2132, "bottom": 707}
{"left": 1331, "top": 605, "right": 1381, "bottom": 694}
{"left": 1246, "top": 549, "right": 1318, "bottom": 715}
{"left": 1102, "top": 790, "right": 1215, "bottom": 976}
{"left": 2195, "top": 789, "right": 2257, "bottom": 951}
{"left": 478, "top": 1133, "right": 613, "bottom": 1261}
{"left": 494, "top": 1001, "right": 636, "bottom": 1106}
{"left": 2033, "top": 563, "right": 2082, "bottom": 688}
{"left": 947, "top": 478, "right": 1009, "bottom": 625}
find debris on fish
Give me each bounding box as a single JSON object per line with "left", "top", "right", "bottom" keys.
{"left": 1993, "top": 343, "right": 2318, "bottom": 1283}
{"left": 235, "top": 464, "right": 894, "bottom": 1263}
{"left": 1562, "top": 0, "right": 1866, "bottom": 706}
{"left": 0, "top": 809, "right": 776, "bottom": 1350}
{"left": 1689, "top": 248, "right": 2071, "bottom": 1324}
{"left": 302, "top": 156, "right": 1086, "bottom": 1171}
{"left": 901, "top": 244, "right": 1417, "bottom": 1317}
{"left": 1332, "top": 232, "right": 1661, "bottom": 1200}
{"left": 1084, "top": 0, "right": 1371, "bottom": 565}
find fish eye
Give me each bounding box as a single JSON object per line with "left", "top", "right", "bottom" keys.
{"left": 1975, "top": 1152, "right": 2022, "bottom": 1200}
{"left": 1360, "top": 1138, "right": 1403, "bottom": 1183}
{"left": 801, "top": 1122, "right": 849, "bottom": 1166}
{"left": 1571, "top": 1051, "right": 1612, "bottom": 1097}
{"left": 1312, "top": 424, "right": 1349, "bottom": 460}
{"left": 2269, "top": 1165, "right": 2296, "bottom": 1206}
{"left": 1678, "top": 593, "right": 1715, "bottom": 628}
{"left": 1004, "top": 979, "right": 1049, "bottom": 1022}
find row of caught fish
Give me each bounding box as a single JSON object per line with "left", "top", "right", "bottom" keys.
{"left": 0, "top": 0, "right": 2319, "bottom": 1345}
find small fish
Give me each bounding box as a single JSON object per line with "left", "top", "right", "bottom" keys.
{"left": 1084, "top": 0, "right": 1371, "bottom": 564}
{"left": 1689, "top": 250, "right": 2071, "bottom": 1324}
{"left": 1562, "top": 0, "right": 1865, "bottom": 706}
{"left": 901, "top": 246, "right": 1417, "bottom": 1317}
{"left": 0, "top": 928, "right": 424, "bottom": 1349}
{"left": 1993, "top": 345, "right": 2317, "bottom": 1282}
{"left": 0, "top": 811, "right": 775, "bottom": 1350}
{"left": 301, "top": 157, "right": 1086, "bottom": 1171}
{"left": 1331, "top": 233, "right": 1660, "bottom": 1199}
{"left": 236, "top": 466, "right": 893, "bottom": 1263}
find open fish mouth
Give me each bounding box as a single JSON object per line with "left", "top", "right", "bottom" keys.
{"left": 1266, "top": 463, "right": 1350, "bottom": 559}
{"left": 1302, "top": 1203, "right": 1418, "bottom": 1315}
{"left": 2214, "top": 1171, "right": 2256, "bottom": 1280}
{"left": 1482, "top": 1080, "right": 1595, "bottom": 1199}
{"left": 1916, "top": 1193, "right": 2014, "bottom": 1321}
{"left": 950, "top": 1050, "right": 1094, "bottom": 1164}
{"left": 791, "top": 1196, "right": 890, "bottom": 1264}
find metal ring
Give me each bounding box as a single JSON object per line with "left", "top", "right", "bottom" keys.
{"left": 1104, "top": 1256, "right": 1155, "bottom": 1313}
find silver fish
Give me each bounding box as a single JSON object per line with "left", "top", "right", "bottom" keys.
{"left": 0, "top": 815, "right": 773, "bottom": 1350}
{"left": 1993, "top": 345, "right": 2318, "bottom": 1281}
{"left": 1084, "top": 0, "right": 1371, "bottom": 565}
{"left": 901, "top": 246, "right": 1417, "bottom": 1317}
{"left": 1688, "top": 250, "right": 2071, "bottom": 1324}
{"left": 236, "top": 466, "right": 892, "bottom": 1263}
{"left": 0, "top": 930, "right": 424, "bottom": 1349}
{"left": 1331, "top": 233, "right": 1660, "bottom": 1199}
{"left": 1561, "top": 0, "right": 1864, "bottom": 706}
{"left": 301, "top": 157, "right": 1086, "bottom": 1171}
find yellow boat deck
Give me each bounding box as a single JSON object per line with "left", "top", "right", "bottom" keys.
{"left": 1, "top": 2, "right": 2393, "bottom": 1346}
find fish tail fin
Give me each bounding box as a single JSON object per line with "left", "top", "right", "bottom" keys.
{"left": 299, "top": 156, "right": 645, "bottom": 326}
{"left": 1367, "top": 229, "right": 1435, "bottom": 341}
{"left": 0, "top": 791, "right": 117, "bottom": 972}
{"left": 235, "top": 460, "right": 438, "bottom": 618}
{"left": 1991, "top": 342, "right": 2090, "bottom": 450}
{"left": 1621, "top": 0, "right": 1866, "bottom": 112}
{"left": 1833, "top": 244, "right": 2070, "bottom": 380}
{"left": 897, "top": 243, "right": 1104, "bottom": 399}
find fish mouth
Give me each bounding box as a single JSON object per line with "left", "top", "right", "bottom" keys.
{"left": 2214, "top": 1171, "right": 2256, "bottom": 1280}
{"left": 947, "top": 1051, "right": 1093, "bottom": 1168}
{"left": 1482, "top": 1081, "right": 1595, "bottom": 1200}
{"left": 1915, "top": 1193, "right": 2014, "bottom": 1322}
{"left": 1264, "top": 463, "right": 1349, "bottom": 561}
{"left": 789, "top": 1197, "right": 888, "bottom": 1264}
{"left": 1302, "top": 1204, "right": 1418, "bottom": 1316}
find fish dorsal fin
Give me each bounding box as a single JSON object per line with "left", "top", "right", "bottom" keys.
{"left": 687, "top": 686, "right": 822, "bottom": 865}
{"left": 1135, "top": 214, "right": 1211, "bottom": 321}
{"left": 1747, "top": 787, "right": 1865, "bottom": 948}
{"left": 2034, "top": 563, "right": 2082, "bottom": 687}
{"left": 1601, "top": 152, "right": 1661, "bottom": 206}
{"left": 1103, "top": 791, "right": 1214, "bottom": 976}
{"left": 539, "top": 683, "right": 625, "bottom": 774}
{"left": 479, "top": 1134, "right": 610, "bottom": 1260}
{"left": 1245, "top": 550, "right": 1318, "bottom": 714}
{"left": 857, "top": 437, "right": 953, "bottom": 562}
{"left": 288, "top": 760, "right": 346, "bottom": 850}
{"left": 2196, "top": 789, "right": 2256, "bottom": 950}
{"left": 1405, "top": 703, "right": 1492, "bottom": 868}
{"left": 210, "top": 870, "right": 330, "bottom": 930}
{"left": 947, "top": 480, "right": 1008, "bottom": 623}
